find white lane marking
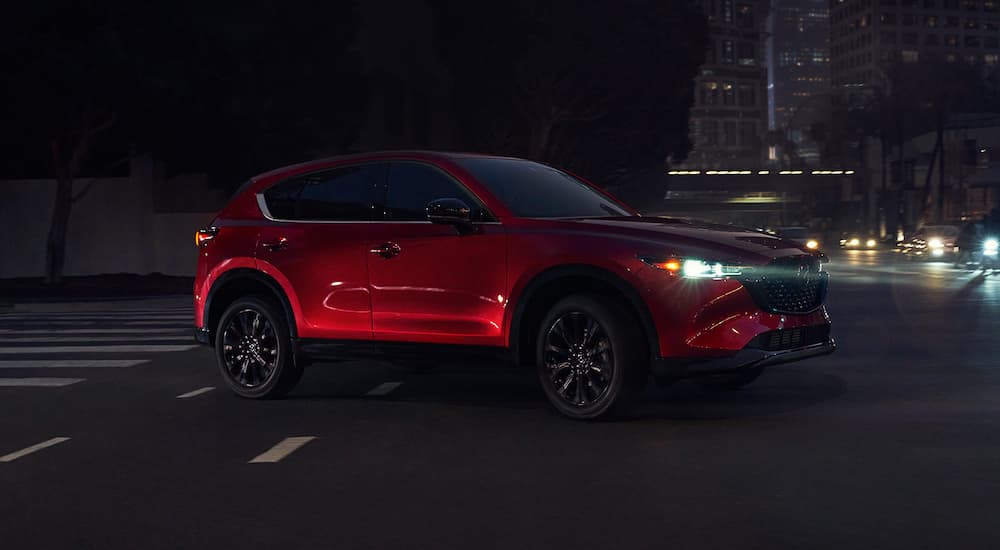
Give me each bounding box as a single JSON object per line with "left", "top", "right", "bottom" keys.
{"left": 0, "top": 335, "right": 194, "bottom": 343}
{"left": 248, "top": 436, "right": 317, "bottom": 464}
{"left": 0, "top": 328, "right": 188, "bottom": 335}
{"left": 365, "top": 381, "right": 403, "bottom": 396}
{"left": 0, "top": 437, "right": 71, "bottom": 463}
{"left": 0, "top": 378, "right": 85, "bottom": 387}
{"left": 0, "top": 360, "right": 148, "bottom": 369}
{"left": 176, "top": 386, "right": 215, "bottom": 399}
{"left": 0, "top": 345, "right": 197, "bottom": 353}
{"left": 0, "top": 315, "right": 192, "bottom": 322}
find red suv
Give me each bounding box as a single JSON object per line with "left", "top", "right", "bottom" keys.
{"left": 194, "top": 151, "right": 834, "bottom": 419}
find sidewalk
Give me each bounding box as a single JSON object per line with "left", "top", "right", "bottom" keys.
{"left": 0, "top": 274, "right": 193, "bottom": 310}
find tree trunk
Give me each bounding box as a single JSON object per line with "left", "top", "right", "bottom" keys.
{"left": 528, "top": 118, "right": 554, "bottom": 161}
{"left": 918, "top": 124, "right": 942, "bottom": 227}
{"left": 45, "top": 175, "right": 74, "bottom": 285}
{"left": 45, "top": 141, "right": 75, "bottom": 285}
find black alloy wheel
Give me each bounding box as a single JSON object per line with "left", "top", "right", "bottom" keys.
{"left": 215, "top": 296, "right": 302, "bottom": 398}
{"left": 536, "top": 294, "right": 647, "bottom": 420}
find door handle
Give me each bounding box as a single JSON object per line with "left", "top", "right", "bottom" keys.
{"left": 370, "top": 242, "right": 401, "bottom": 258}
{"left": 261, "top": 238, "right": 288, "bottom": 252}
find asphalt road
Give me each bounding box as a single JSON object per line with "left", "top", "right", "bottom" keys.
{"left": 2, "top": 251, "right": 1000, "bottom": 549}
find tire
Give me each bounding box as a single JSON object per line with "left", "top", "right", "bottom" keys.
{"left": 535, "top": 294, "right": 647, "bottom": 420}
{"left": 214, "top": 296, "right": 303, "bottom": 399}
{"left": 693, "top": 365, "right": 764, "bottom": 391}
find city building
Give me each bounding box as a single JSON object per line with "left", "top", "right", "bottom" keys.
{"left": 682, "top": 0, "right": 772, "bottom": 169}
{"left": 769, "top": 0, "right": 831, "bottom": 165}
{"left": 831, "top": 0, "right": 1000, "bottom": 91}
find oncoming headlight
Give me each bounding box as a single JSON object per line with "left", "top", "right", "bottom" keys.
{"left": 928, "top": 238, "right": 944, "bottom": 249}
{"left": 806, "top": 240, "right": 819, "bottom": 250}
{"left": 640, "top": 256, "right": 743, "bottom": 279}
{"left": 985, "top": 238, "right": 999, "bottom": 256}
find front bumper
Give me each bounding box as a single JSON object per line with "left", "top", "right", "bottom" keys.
{"left": 651, "top": 336, "right": 836, "bottom": 380}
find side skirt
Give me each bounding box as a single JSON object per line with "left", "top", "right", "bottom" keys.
{"left": 293, "top": 339, "right": 514, "bottom": 366}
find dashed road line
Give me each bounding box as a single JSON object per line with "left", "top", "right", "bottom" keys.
{"left": 365, "top": 381, "right": 403, "bottom": 396}
{"left": 0, "top": 378, "right": 85, "bottom": 387}
{"left": 248, "top": 437, "right": 317, "bottom": 464}
{"left": 0, "top": 328, "right": 189, "bottom": 335}
{"left": 0, "top": 345, "right": 198, "bottom": 354}
{"left": 0, "top": 360, "right": 148, "bottom": 369}
{"left": 176, "top": 386, "right": 215, "bottom": 399}
{"left": 0, "top": 335, "right": 194, "bottom": 343}
{"left": 0, "top": 437, "right": 71, "bottom": 463}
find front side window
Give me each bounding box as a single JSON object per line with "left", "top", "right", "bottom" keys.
{"left": 383, "top": 162, "right": 491, "bottom": 221}
{"left": 455, "top": 158, "right": 631, "bottom": 219}
{"left": 262, "top": 163, "right": 385, "bottom": 221}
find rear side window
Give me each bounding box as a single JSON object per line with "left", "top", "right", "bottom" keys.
{"left": 262, "top": 163, "right": 386, "bottom": 221}
{"left": 383, "top": 162, "right": 491, "bottom": 221}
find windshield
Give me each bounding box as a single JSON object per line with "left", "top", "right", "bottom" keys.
{"left": 456, "top": 158, "right": 631, "bottom": 218}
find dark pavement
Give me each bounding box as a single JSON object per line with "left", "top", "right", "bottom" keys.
{"left": 2, "top": 251, "right": 1000, "bottom": 549}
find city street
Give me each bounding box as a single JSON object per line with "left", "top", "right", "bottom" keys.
{"left": 2, "top": 251, "right": 999, "bottom": 549}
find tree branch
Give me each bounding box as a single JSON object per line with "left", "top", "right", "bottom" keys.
{"left": 71, "top": 154, "right": 130, "bottom": 204}
{"left": 69, "top": 112, "right": 118, "bottom": 176}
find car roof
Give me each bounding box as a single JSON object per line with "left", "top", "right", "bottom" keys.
{"left": 249, "top": 150, "right": 518, "bottom": 182}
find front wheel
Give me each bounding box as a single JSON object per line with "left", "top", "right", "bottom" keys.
{"left": 214, "top": 296, "right": 302, "bottom": 399}
{"left": 536, "top": 295, "right": 647, "bottom": 420}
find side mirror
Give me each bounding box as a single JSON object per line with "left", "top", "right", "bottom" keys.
{"left": 427, "top": 198, "right": 472, "bottom": 225}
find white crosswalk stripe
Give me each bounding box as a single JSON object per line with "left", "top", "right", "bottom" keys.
{"left": 0, "top": 298, "right": 196, "bottom": 390}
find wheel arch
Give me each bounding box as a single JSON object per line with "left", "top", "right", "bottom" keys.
{"left": 203, "top": 268, "right": 298, "bottom": 345}
{"left": 508, "top": 264, "right": 659, "bottom": 367}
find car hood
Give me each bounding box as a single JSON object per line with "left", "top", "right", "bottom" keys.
{"left": 556, "top": 217, "right": 812, "bottom": 263}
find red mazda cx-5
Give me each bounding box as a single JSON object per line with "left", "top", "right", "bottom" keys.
{"left": 194, "top": 151, "right": 834, "bottom": 419}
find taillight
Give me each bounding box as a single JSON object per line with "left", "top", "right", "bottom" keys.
{"left": 196, "top": 227, "right": 218, "bottom": 248}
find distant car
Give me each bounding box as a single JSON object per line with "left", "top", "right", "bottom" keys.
{"left": 775, "top": 226, "right": 821, "bottom": 251}
{"left": 898, "top": 225, "right": 960, "bottom": 260}
{"left": 839, "top": 233, "right": 879, "bottom": 250}
{"left": 193, "top": 151, "right": 834, "bottom": 420}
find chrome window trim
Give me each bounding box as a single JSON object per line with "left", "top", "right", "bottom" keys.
{"left": 254, "top": 158, "right": 502, "bottom": 225}
{"left": 255, "top": 193, "right": 502, "bottom": 225}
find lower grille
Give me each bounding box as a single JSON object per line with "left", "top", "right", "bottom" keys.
{"left": 740, "top": 255, "right": 828, "bottom": 314}
{"left": 747, "top": 324, "right": 831, "bottom": 352}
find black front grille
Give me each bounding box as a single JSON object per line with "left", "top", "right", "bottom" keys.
{"left": 740, "top": 255, "right": 828, "bottom": 314}
{"left": 747, "top": 324, "right": 831, "bottom": 352}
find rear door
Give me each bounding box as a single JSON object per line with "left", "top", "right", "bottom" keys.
{"left": 366, "top": 161, "right": 508, "bottom": 346}
{"left": 255, "top": 163, "right": 386, "bottom": 340}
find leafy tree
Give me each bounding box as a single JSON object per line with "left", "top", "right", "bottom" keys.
{"left": 429, "top": 0, "right": 708, "bottom": 209}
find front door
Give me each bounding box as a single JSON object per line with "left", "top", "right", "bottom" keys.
{"left": 255, "top": 162, "right": 386, "bottom": 340}
{"left": 367, "top": 162, "right": 507, "bottom": 347}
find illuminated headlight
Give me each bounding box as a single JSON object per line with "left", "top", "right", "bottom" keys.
{"left": 640, "top": 256, "right": 742, "bottom": 279}
{"left": 985, "top": 238, "right": 999, "bottom": 256}
{"left": 928, "top": 238, "right": 944, "bottom": 249}
{"left": 839, "top": 239, "right": 847, "bottom": 246}
{"left": 682, "top": 259, "right": 742, "bottom": 278}
{"left": 848, "top": 238, "right": 860, "bottom": 247}
{"left": 932, "top": 248, "right": 944, "bottom": 256}
{"left": 866, "top": 239, "right": 877, "bottom": 248}
{"left": 806, "top": 240, "right": 819, "bottom": 250}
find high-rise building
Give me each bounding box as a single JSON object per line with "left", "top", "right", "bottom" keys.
{"left": 683, "top": 0, "right": 771, "bottom": 169}
{"left": 769, "top": 0, "right": 831, "bottom": 164}
{"left": 831, "top": 0, "right": 1000, "bottom": 91}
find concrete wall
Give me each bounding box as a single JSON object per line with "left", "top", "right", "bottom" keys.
{"left": 0, "top": 157, "right": 223, "bottom": 279}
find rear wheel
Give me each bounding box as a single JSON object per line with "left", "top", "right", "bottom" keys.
{"left": 214, "top": 296, "right": 302, "bottom": 398}
{"left": 536, "top": 295, "right": 647, "bottom": 420}
{"left": 693, "top": 365, "right": 764, "bottom": 391}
